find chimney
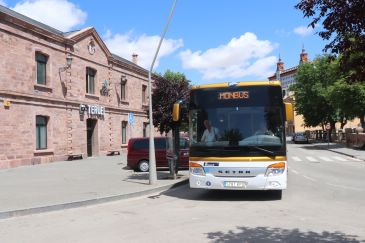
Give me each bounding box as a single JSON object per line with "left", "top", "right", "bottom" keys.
{"left": 132, "top": 53, "right": 138, "bottom": 64}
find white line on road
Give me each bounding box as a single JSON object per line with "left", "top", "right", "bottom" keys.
{"left": 319, "top": 156, "right": 333, "bottom": 162}
{"left": 292, "top": 156, "right": 302, "bottom": 162}
{"left": 306, "top": 156, "right": 319, "bottom": 162}
{"left": 303, "top": 175, "right": 317, "bottom": 182}
{"left": 325, "top": 182, "right": 364, "bottom": 192}
{"left": 333, "top": 156, "right": 347, "bottom": 161}
{"left": 349, "top": 157, "right": 362, "bottom": 161}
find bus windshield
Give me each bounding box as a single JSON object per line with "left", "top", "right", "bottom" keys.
{"left": 188, "top": 85, "right": 285, "bottom": 156}
{"left": 189, "top": 106, "right": 284, "bottom": 148}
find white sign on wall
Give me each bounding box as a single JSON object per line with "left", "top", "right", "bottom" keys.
{"left": 79, "top": 104, "right": 105, "bottom": 118}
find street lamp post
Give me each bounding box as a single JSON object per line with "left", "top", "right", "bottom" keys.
{"left": 148, "top": 0, "right": 177, "bottom": 185}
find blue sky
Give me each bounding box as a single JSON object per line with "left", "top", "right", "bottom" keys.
{"left": 1, "top": 0, "right": 327, "bottom": 84}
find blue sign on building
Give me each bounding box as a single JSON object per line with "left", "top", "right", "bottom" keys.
{"left": 128, "top": 113, "right": 135, "bottom": 125}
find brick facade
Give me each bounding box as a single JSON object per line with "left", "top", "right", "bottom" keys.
{"left": 0, "top": 7, "right": 155, "bottom": 169}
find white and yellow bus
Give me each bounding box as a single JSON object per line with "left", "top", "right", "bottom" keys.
{"left": 173, "top": 81, "right": 293, "bottom": 199}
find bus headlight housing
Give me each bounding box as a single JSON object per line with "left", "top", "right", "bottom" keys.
{"left": 189, "top": 162, "right": 205, "bottom": 176}
{"left": 265, "top": 162, "right": 285, "bottom": 177}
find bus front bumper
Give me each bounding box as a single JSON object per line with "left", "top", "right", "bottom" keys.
{"left": 189, "top": 173, "right": 287, "bottom": 190}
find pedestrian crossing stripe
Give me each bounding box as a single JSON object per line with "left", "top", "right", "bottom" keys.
{"left": 319, "top": 156, "right": 333, "bottom": 162}
{"left": 306, "top": 156, "right": 318, "bottom": 162}
{"left": 290, "top": 156, "right": 362, "bottom": 162}
{"left": 349, "top": 157, "right": 361, "bottom": 161}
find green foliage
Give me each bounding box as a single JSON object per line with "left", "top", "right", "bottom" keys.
{"left": 290, "top": 55, "right": 339, "bottom": 127}
{"left": 295, "top": 0, "right": 365, "bottom": 84}
{"left": 291, "top": 55, "right": 365, "bottom": 128}
{"left": 149, "top": 70, "right": 191, "bottom": 134}
{"left": 328, "top": 81, "right": 365, "bottom": 127}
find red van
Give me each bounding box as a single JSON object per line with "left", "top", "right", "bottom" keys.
{"left": 127, "top": 137, "right": 189, "bottom": 172}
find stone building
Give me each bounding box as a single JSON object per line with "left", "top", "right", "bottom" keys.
{"left": 0, "top": 5, "right": 157, "bottom": 169}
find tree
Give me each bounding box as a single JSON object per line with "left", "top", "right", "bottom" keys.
{"left": 290, "top": 55, "right": 341, "bottom": 133}
{"left": 295, "top": 0, "right": 365, "bottom": 84}
{"left": 328, "top": 81, "right": 365, "bottom": 128}
{"left": 150, "top": 70, "right": 190, "bottom": 134}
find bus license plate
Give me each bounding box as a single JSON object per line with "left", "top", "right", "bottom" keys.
{"left": 224, "top": 181, "right": 246, "bottom": 188}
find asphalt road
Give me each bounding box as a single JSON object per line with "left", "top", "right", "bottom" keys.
{"left": 0, "top": 142, "right": 364, "bottom": 243}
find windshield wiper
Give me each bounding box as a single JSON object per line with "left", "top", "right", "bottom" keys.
{"left": 250, "top": 146, "right": 275, "bottom": 156}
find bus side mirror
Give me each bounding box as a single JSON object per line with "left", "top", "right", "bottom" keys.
{"left": 173, "top": 103, "right": 181, "bottom": 122}
{"left": 284, "top": 103, "right": 294, "bottom": 122}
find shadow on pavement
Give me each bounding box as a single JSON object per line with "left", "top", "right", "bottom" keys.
{"left": 206, "top": 226, "right": 363, "bottom": 243}
{"left": 160, "top": 184, "right": 282, "bottom": 202}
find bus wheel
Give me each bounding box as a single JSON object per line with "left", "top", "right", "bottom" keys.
{"left": 138, "top": 160, "right": 149, "bottom": 172}
{"left": 271, "top": 190, "right": 282, "bottom": 200}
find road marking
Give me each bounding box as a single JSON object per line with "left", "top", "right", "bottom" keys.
{"left": 303, "top": 175, "right": 317, "bottom": 181}
{"left": 306, "top": 156, "right": 318, "bottom": 162}
{"left": 333, "top": 156, "right": 347, "bottom": 161}
{"left": 325, "top": 182, "right": 364, "bottom": 192}
{"left": 319, "top": 156, "right": 333, "bottom": 162}
{"left": 292, "top": 156, "right": 302, "bottom": 162}
{"left": 349, "top": 157, "right": 362, "bottom": 161}
{"left": 291, "top": 169, "right": 299, "bottom": 174}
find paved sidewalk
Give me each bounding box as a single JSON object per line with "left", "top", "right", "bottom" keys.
{"left": 311, "top": 141, "right": 365, "bottom": 161}
{"left": 0, "top": 154, "right": 188, "bottom": 219}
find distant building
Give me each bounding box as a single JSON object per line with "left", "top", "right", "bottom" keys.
{"left": 269, "top": 48, "right": 309, "bottom": 97}
{"left": 0, "top": 5, "right": 158, "bottom": 169}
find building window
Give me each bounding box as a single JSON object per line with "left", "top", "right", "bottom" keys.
{"left": 122, "top": 121, "right": 127, "bottom": 144}
{"left": 36, "top": 52, "right": 48, "bottom": 85}
{"left": 86, "top": 67, "right": 96, "bottom": 94}
{"left": 142, "top": 85, "right": 147, "bottom": 104}
{"left": 36, "top": 116, "right": 48, "bottom": 150}
{"left": 143, "top": 122, "right": 149, "bottom": 137}
{"left": 121, "top": 78, "right": 127, "bottom": 101}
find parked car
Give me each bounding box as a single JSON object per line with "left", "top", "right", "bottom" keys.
{"left": 292, "top": 132, "right": 309, "bottom": 143}
{"left": 127, "top": 137, "right": 189, "bottom": 172}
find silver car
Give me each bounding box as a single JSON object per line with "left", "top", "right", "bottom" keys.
{"left": 293, "top": 132, "right": 309, "bottom": 143}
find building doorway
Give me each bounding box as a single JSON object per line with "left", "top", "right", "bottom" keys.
{"left": 87, "top": 119, "right": 97, "bottom": 157}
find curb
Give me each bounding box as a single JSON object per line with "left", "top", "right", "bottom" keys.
{"left": 0, "top": 178, "right": 189, "bottom": 220}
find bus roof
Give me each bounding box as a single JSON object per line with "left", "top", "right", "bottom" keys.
{"left": 192, "top": 80, "right": 281, "bottom": 90}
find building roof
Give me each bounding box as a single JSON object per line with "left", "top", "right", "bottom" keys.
{"left": 0, "top": 5, "right": 63, "bottom": 36}
{"left": 0, "top": 5, "right": 149, "bottom": 75}
{"left": 268, "top": 65, "right": 298, "bottom": 80}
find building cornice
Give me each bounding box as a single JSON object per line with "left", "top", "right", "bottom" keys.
{"left": 0, "top": 90, "right": 148, "bottom": 116}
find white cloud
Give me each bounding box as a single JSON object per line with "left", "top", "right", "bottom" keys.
{"left": 104, "top": 30, "right": 184, "bottom": 69}
{"left": 0, "top": 0, "right": 6, "bottom": 6}
{"left": 12, "top": 0, "right": 87, "bottom": 32}
{"left": 293, "top": 25, "right": 315, "bottom": 37}
{"left": 179, "top": 32, "right": 277, "bottom": 80}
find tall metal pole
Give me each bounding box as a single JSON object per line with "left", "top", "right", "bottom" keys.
{"left": 149, "top": 0, "right": 177, "bottom": 185}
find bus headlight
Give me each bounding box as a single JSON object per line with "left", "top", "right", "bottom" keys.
{"left": 189, "top": 162, "right": 205, "bottom": 176}
{"left": 265, "top": 162, "right": 285, "bottom": 177}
